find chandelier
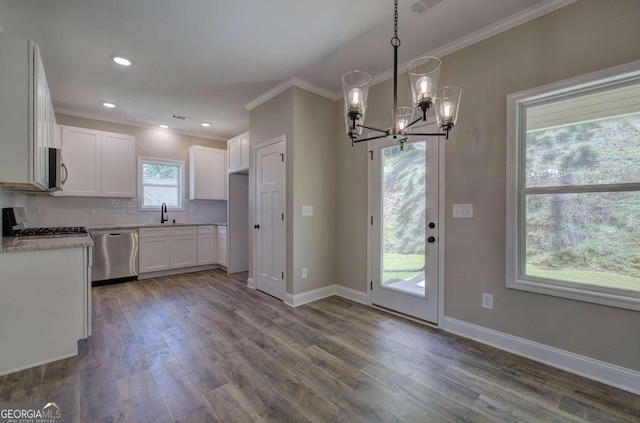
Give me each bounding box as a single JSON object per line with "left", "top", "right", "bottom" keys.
{"left": 342, "top": 0, "right": 462, "bottom": 149}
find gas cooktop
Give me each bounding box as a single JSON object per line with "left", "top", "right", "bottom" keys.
{"left": 15, "top": 227, "right": 88, "bottom": 238}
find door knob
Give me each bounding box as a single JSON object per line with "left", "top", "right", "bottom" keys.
{"left": 427, "top": 236, "right": 436, "bottom": 243}
{"left": 428, "top": 222, "right": 436, "bottom": 229}
{"left": 254, "top": 224, "right": 260, "bottom": 229}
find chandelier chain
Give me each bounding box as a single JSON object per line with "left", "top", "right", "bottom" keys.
{"left": 391, "top": 0, "right": 401, "bottom": 47}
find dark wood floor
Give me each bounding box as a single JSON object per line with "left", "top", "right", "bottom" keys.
{"left": 1, "top": 269, "right": 639, "bottom": 422}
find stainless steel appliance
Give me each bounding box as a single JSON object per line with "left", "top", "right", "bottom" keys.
{"left": 91, "top": 229, "right": 138, "bottom": 282}
{"left": 2, "top": 207, "right": 87, "bottom": 238}
{"left": 48, "top": 147, "right": 67, "bottom": 191}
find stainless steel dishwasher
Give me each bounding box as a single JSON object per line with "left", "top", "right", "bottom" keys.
{"left": 91, "top": 228, "right": 138, "bottom": 282}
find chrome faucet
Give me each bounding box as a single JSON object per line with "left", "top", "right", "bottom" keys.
{"left": 160, "top": 202, "right": 168, "bottom": 224}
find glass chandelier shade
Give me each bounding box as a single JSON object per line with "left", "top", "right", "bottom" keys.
{"left": 342, "top": 71, "right": 371, "bottom": 137}
{"left": 435, "top": 86, "right": 462, "bottom": 130}
{"left": 408, "top": 56, "right": 441, "bottom": 110}
{"left": 394, "top": 107, "right": 415, "bottom": 134}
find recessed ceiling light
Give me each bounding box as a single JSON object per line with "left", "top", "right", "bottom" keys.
{"left": 111, "top": 55, "right": 133, "bottom": 66}
{"left": 102, "top": 102, "right": 116, "bottom": 108}
{"left": 201, "top": 122, "right": 211, "bottom": 127}
{"left": 159, "top": 124, "right": 169, "bottom": 129}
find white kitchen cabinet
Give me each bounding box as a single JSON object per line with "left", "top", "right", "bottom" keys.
{"left": 198, "top": 225, "right": 218, "bottom": 265}
{"left": 217, "top": 225, "right": 227, "bottom": 266}
{"left": 228, "top": 131, "right": 250, "bottom": 172}
{"left": 60, "top": 125, "right": 135, "bottom": 197}
{"left": 101, "top": 131, "right": 136, "bottom": 197}
{"left": 0, "top": 245, "right": 91, "bottom": 375}
{"left": 61, "top": 126, "right": 102, "bottom": 196}
{"left": 139, "top": 237, "right": 171, "bottom": 273}
{"left": 169, "top": 226, "right": 197, "bottom": 269}
{"left": 188, "top": 145, "right": 226, "bottom": 200}
{"left": 0, "top": 35, "right": 55, "bottom": 191}
{"left": 139, "top": 226, "right": 205, "bottom": 273}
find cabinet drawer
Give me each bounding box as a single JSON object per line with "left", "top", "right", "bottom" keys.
{"left": 139, "top": 227, "right": 171, "bottom": 238}
{"left": 217, "top": 225, "right": 227, "bottom": 236}
{"left": 198, "top": 225, "right": 215, "bottom": 234}
{"left": 170, "top": 226, "right": 197, "bottom": 236}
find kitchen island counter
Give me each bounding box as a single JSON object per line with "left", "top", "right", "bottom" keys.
{"left": 1, "top": 234, "right": 93, "bottom": 253}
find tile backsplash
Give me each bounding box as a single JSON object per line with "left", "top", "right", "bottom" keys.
{"left": 0, "top": 189, "right": 28, "bottom": 209}
{"left": 24, "top": 196, "right": 227, "bottom": 227}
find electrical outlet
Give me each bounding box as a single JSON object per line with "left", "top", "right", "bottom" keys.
{"left": 127, "top": 206, "right": 137, "bottom": 214}
{"left": 86, "top": 206, "right": 95, "bottom": 215}
{"left": 302, "top": 205, "right": 313, "bottom": 217}
{"left": 302, "top": 267, "right": 308, "bottom": 279}
{"left": 453, "top": 204, "right": 473, "bottom": 218}
{"left": 482, "top": 293, "right": 494, "bottom": 310}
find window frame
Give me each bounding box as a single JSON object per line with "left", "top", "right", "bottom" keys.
{"left": 138, "top": 157, "right": 185, "bottom": 212}
{"left": 506, "top": 60, "right": 640, "bottom": 311}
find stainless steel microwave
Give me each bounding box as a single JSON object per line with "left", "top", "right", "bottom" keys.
{"left": 48, "top": 147, "right": 67, "bottom": 191}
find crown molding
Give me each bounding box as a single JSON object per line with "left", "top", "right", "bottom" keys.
{"left": 244, "top": 77, "right": 340, "bottom": 111}
{"left": 337, "top": 0, "right": 578, "bottom": 95}
{"left": 54, "top": 108, "right": 227, "bottom": 142}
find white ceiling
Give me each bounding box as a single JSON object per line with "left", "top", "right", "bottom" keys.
{"left": 0, "top": 0, "right": 559, "bottom": 140}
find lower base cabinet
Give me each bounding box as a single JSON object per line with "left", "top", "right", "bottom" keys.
{"left": 218, "top": 226, "right": 227, "bottom": 266}
{"left": 139, "top": 225, "right": 221, "bottom": 274}
{"left": 198, "top": 225, "right": 218, "bottom": 265}
{"left": 139, "top": 237, "right": 171, "bottom": 272}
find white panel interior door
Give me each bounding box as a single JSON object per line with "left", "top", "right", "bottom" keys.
{"left": 369, "top": 137, "right": 440, "bottom": 323}
{"left": 255, "top": 139, "right": 285, "bottom": 300}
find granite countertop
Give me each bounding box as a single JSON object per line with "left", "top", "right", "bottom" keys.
{"left": 86, "top": 222, "right": 227, "bottom": 230}
{"left": 1, "top": 234, "right": 94, "bottom": 253}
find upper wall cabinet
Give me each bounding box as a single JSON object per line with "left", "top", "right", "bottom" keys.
{"left": 228, "top": 132, "right": 249, "bottom": 172}
{"left": 189, "top": 145, "right": 226, "bottom": 200}
{"left": 61, "top": 125, "right": 136, "bottom": 197}
{"left": 0, "top": 35, "right": 56, "bottom": 191}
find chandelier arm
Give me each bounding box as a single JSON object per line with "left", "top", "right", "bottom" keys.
{"left": 356, "top": 125, "right": 389, "bottom": 134}
{"left": 353, "top": 134, "right": 390, "bottom": 144}
{"left": 408, "top": 132, "right": 447, "bottom": 137}
{"left": 405, "top": 117, "right": 424, "bottom": 129}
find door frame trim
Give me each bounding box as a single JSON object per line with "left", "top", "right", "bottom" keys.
{"left": 366, "top": 136, "right": 446, "bottom": 328}
{"left": 252, "top": 135, "right": 287, "bottom": 299}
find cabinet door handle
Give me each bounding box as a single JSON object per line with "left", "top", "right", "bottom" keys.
{"left": 61, "top": 163, "right": 68, "bottom": 185}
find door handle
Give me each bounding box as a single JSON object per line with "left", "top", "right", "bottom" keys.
{"left": 427, "top": 236, "right": 436, "bottom": 243}
{"left": 254, "top": 224, "right": 260, "bottom": 229}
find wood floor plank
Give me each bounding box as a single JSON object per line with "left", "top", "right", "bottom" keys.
{"left": 1, "top": 269, "right": 637, "bottom": 423}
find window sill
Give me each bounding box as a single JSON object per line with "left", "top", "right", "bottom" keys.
{"left": 507, "top": 278, "right": 640, "bottom": 312}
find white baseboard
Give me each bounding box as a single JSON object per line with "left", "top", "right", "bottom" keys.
{"left": 443, "top": 317, "right": 640, "bottom": 396}
{"left": 285, "top": 284, "right": 368, "bottom": 307}
{"left": 246, "top": 277, "right": 255, "bottom": 289}
{"left": 335, "top": 285, "right": 368, "bottom": 305}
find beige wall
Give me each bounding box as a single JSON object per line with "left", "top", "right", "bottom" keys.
{"left": 334, "top": 0, "right": 640, "bottom": 371}
{"left": 248, "top": 88, "right": 336, "bottom": 295}
{"left": 249, "top": 89, "right": 294, "bottom": 288}
{"left": 292, "top": 87, "right": 337, "bottom": 294}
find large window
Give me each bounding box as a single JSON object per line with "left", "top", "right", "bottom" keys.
{"left": 138, "top": 157, "right": 184, "bottom": 211}
{"left": 507, "top": 61, "right": 640, "bottom": 310}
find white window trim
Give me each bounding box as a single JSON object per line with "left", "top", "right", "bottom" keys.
{"left": 506, "top": 59, "right": 640, "bottom": 312}
{"left": 138, "top": 157, "right": 185, "bottom": 212}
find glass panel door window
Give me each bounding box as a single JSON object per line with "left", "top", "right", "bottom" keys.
{"left": 507, "top": 62, "right": 640, "bottom": 310}
{"left": 382, "top": 143, "right": 426, "bottom": 296}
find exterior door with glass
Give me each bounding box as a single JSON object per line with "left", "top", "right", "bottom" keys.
{"left": 368, "top": 138, "right": 439, "bottom": 323}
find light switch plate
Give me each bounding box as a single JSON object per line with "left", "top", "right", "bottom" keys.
{"left": 453, "top": 204, "right": 473, "bottom": 218}
{"left": 302, "top": 205, "right": 313, "bottom": 217}
{"left": 302, "top": 267, "right": 308, "bottom": 279}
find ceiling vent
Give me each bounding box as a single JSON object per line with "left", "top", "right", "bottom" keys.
{"left": 172, "top": 114, "right": 191, "bottom": 120}
{"left": 406, "top": 0, "right": 442, "bottom": 15}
